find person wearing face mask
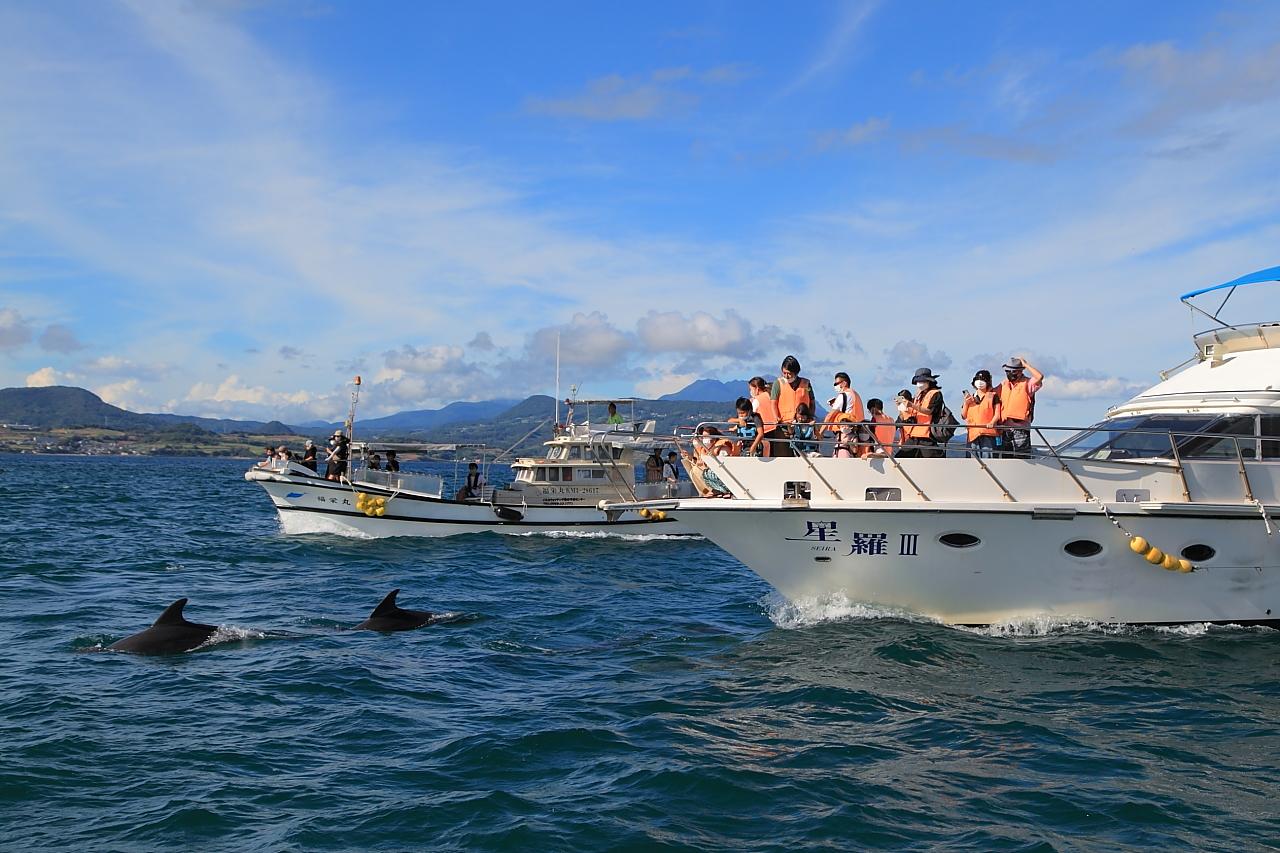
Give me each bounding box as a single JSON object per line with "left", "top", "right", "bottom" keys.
{"left": 822, "top": 372, "right": 864, "bottom": 458}
{"left": 897, "top": 368, "right": 945, "bottom": 458}
{"left": 747, "top": 377, "right": 780, "bottom": 456}
{"left": 961, "top": 370, "right": 1002, "bottom": 458}
{"left": 769, "top": 355, "right": 814, "bottom": 458}
{"left": 996, "top": 356, "right": 1044, "bottom": 458}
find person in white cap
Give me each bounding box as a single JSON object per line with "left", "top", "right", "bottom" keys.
{"left": 997, "top": 356, "right": 1044, "bottom": 458}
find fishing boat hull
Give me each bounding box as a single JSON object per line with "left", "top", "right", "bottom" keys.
{"left": 246, "top": 469, "right": 695, "bottom": 538}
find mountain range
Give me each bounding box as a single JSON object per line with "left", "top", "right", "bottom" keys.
{"left": 0, "top": 380, "right": 749, "bottom": 454}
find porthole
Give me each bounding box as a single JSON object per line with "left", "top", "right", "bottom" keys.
{"left": 1180, "top": 544, "right": 1216, "bottom": 562}
{"left": 1064, "top": 539, "right": 1103, "bottom": 558}
{"left": 939, "top": 532, "right": 981, "bottom": 549}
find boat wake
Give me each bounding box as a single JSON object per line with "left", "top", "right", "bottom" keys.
{"left": 512, "top": 530, "right": 698, "bottom": 542}
{"left": 279, "top": 515, "right": 375, "bottom": 539}
{"left": 763, "top": 594, "right": 1275, "bottom": 637}
{"left": 763, "top": 592, "right": 933, "bottom": 629}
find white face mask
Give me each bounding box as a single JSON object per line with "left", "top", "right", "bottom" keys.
{"left": 896, "top": 402, "right": 908, "bottom": 414}
{"left": 974, "top": 380, "right": 988, "bottom": 390}
{"left": 915, "top": 382, "right": 929, "bottom": 392}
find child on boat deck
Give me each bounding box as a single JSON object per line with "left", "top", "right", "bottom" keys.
{"left": 791, "top": 403, "right": 818, "bottom": 455}
{"left": 732, "top": 396, "right": 765, "bottom": 457}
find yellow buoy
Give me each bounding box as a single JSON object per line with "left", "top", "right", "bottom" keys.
{"left": 638, "top": 508, "right": 651, "bottom": 519}
{"left": 652, "top": 510, "right": 666, "bottom": 521}
{"left": 1177, "top": 559, "right": 1195, "bottom": 573}
{"left": 1144, "top": 548, "right": 1165, "bottom": 564}
{"left": 1161, "top": 553, "right": 1178, "bottom": 571}
{"left": 375, "top": 507, "right": 385, "bottom": 517}
{"left": 1129, "top": 536, "right": 1149, "bottom": 554}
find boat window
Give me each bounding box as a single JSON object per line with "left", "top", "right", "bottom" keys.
{"left": 612, "top": 447, "right": 623, "bottom": 460}
{"left": 593, "top": 446, "right": 610, "bottom": 460}
{"left": 546, "top": 447, "right": 563, "bottom": 460}
{"left": 546, "top": 467, "right": 560, "bottom": 482}
{"left": 577, "top": 469, "right": 601, "bottom": 479}
{"left": 568, "top": 446, "right": 582, "bottom": 460}
{"left": 1179, "top": 416, "right": 1256, "bottom": 459}
{"left": 1262, "top": 416, "right": 1280, "bottom": 460}
{"left": 1063, "top": 539, "right": 1103, "bottom": 558}
{"left": 562, "top": 467, "right": 573, "bottom": 481}
{"left": 534, "top": 468, "right": 547, "bottom": 482}
{"left": 1057, "top": 415, "right": 1219, "bottom": 460}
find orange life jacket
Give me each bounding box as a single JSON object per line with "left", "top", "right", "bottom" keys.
{"left": 859, "top": 413, "right": 897, "bottom": 457}
{"left": 776, "top": 378, "right": 814, "bottom": 423}
{"left": 754, "top": 392, "right": 779, "bottom": 430}
{"left": 999, "top": 378, "right": 1034, "bottom": 423}
{"left": 905, "top": 389, "right": 938, "bottom": 439}
{"left": 961, "top": 391, "right": 1000, "bottom": 441}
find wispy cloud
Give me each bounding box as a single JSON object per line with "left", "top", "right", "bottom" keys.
{"left": 524, "top": 65, "right": 751, "bottom": 121}
{"left": 779, "top": 0, "right": 879, "bottom": 96}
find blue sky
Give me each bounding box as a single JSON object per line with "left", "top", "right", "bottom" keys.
{"left": 2, "top": 1, "right": 1278, "bottom": 424}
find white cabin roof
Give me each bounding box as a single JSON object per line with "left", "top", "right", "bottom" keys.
{"left": 1109, "top": 342, "right": 1280, "bottom": 417}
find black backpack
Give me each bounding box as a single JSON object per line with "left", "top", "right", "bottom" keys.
{"left": 931, "top": 397, "right": 960, "bottom": 443}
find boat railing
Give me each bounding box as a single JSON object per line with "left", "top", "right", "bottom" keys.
{"left": 679, "top": 420, "right": 1274, "bottom": 506}
{"left": 353, "top": 467, "right": 444, "bottom": 498}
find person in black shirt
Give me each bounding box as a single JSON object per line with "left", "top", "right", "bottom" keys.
{"left": 299, "top": 439, "right": 318, "bottom": 472}
{"left": 384, "top": 450, "right": 400, "bottom": 472}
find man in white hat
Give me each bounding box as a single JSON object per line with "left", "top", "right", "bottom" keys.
{"left": 997, "top": 356, "right": 1044, "bottom": 458}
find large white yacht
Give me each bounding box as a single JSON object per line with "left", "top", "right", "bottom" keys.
{"left": 609, "top": 267, "right": 1280, "bottom": 626}
{"left": 246, "top": 398, "right": 698, "bottom": 537}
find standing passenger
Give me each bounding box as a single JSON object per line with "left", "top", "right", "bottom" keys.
{"left": 961, "top": 370, "right": 1002, "bottom": 458}
{"left": 898, "top": 368, "right": 944, "bottom": 458}
{"left": 997, "top": 357, "right": 1044, "bottom": 458}
{"left": 299, "top": 439, "right": 318, "bottom": 472}
{"left": 769, "top": 355, "right": 814, "bottom": 458}
{"left": 824, "top": 372, "right": 864, "bottom": 458}
{"left": 748, "top": 377, "right": 779, "bottom": 457}
{"left": 733, "top": 397, "right": 766, "bottom": 457}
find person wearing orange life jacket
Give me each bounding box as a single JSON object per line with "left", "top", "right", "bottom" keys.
{"left": 748, "top": 376, "right": 779, "bottom": 456}
{"left": 769, "top": 355, "right": 815, "bottom": 458}
{"left": 822, "top": 371, "right": 864, "bottom": 458}
{"left": 960, "top": 369, "right": 1002, "bottom": 458}
{"left": 996, "top": 356, "right": 1044, "bottom": 458}
{"left": 896, "top": 367, "right": 945, "bottom": 458}
{"left": 862, "top": 398, "right": 897, "bottom": 457}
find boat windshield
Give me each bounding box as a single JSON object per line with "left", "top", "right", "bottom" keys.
{"left": 1057, "top": 414, "right": 1257, "bottom": 460}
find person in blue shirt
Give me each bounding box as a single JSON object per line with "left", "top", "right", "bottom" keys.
{"left": 792, "top": 403, "right": 818, "bottom": 455}
{"left": 732, "top": 397, "right": 765, "bottom": 457}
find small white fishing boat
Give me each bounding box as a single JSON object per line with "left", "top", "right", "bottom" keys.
{"left": 607, "top": 266, "right": 1280, "bottom": 626}
{"left": 246, "top": 397, "right": 698, "bottom": 537}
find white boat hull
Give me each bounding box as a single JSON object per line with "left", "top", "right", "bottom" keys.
{"left": 246, "top": 470, "right": 695, "bottom": 538}
{"left": 673, "top": 500, "right": 1280, "bottom": 625}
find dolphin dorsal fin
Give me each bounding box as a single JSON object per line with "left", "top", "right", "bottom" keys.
{"left": 370, "top": 589, "right": 401, "bottom": 617}
{"left": 154, "top": 598, "right": 191, "bottom": 626}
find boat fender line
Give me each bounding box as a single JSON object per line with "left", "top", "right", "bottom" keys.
{"left": 1093, "top": 503, "right": 1196, "bottom": 574}
{"left": 355, "top": 492, "right": 388, "bottom": 517}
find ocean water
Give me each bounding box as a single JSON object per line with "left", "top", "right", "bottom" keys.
{"left": 1, "top": 454, "right": 1277, "bottom": 851}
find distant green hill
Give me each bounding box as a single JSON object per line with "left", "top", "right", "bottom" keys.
{"left": 0, "top": 386, "right": 292, "bottom": 435}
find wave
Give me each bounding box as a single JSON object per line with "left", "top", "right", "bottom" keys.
{"left": 511, "top": 530, "right": 699, "bottom": 541}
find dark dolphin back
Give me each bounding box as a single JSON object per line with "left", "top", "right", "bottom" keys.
{"left": 154, "top": 598, "right": 192, "bottom": 626}
{"left": 370, "top": 589, "right": 402, "bottom": 618}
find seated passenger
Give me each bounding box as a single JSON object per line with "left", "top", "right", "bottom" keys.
{"left": 455, "top": 462, "right": 483, "bottom": 500}
{"left": 275, "top": 445, "right": 292, "bottom": 463}
{"left": 256, "top": 446, "right": 275, "bottom": 468}
{"left": 606, "top": 402, "right": 625, "bottom": 425}
{"left": 367, "top": 453, "right": 382, "bottom": 471}
{"left": 663, "top": 450, "right": 681, "bottom": 482}
{"left": 644, "top": 449, "right": 664, "bottom": 483}
{"left": 961, "top": 370, "right": 1002, "bottom": 458}
{"left": 791, "top": 403, "right": 818, "bottom": 455}
{"left": 862, "top": 398, "right": 897, "bottom": 457}
{"left": 727, "top": 397, "right": 763, "bottom": 457}
{"left": 384, "top": 449, "right": 400, "bottom": 472}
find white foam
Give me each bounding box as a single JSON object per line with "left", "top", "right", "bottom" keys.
{"left": 511, "top": 529, "right": 698, "bottom": 541}
{"left": 196, "top": 625, "right": 268, "bottom": 649}
{"left": 279, "top": 514, "right": 375, "bottom": 539}
{"left": 764, "top": 591, "right": 933, "bottom": 629}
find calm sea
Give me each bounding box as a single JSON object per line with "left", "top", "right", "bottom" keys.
{"left": 1, "top": 455, "right": 1277, "bottom": 851}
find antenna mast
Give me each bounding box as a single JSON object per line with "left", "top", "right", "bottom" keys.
{"left": 555, "top": 331, "right": 561, "bottom": 427}
{"left": 345, "top": 375, "right": 362, "bottom": 441}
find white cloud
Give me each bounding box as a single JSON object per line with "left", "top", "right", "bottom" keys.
{"left": 524, "top": 65, "right": 749, "bottom": 122}
{"left": 94, "top": 378, "right": 145, "bottom": 410}
{"left": 80, "top": 355, "right": 169, "bottom": 380}
{"left": 816, "top": 116, "right": 889, "bottom": 149}
{"left": 26, "top": 366, "right": 73, "bottom": 386}
{"left": 634, "top": 371, "right": 700, "bottom": 399}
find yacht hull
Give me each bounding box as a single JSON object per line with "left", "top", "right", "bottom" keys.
{"left": 247, "top": 472, "right": 695, "bottom": 538}
{"left": 675, "top": 501, "right": 1280, "bottom": 625}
